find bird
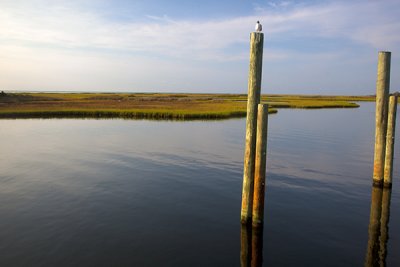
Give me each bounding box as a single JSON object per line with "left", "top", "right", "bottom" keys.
{"left": 255, "top": 21, "right": 262, "bottom": 32}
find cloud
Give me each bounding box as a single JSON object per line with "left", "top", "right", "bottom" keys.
{"left": 0, "top": 2, "right": 249, "bottom": 59}
{"left": 0, "top": 1, "right": 399, "bottom": 60}
{"left": 0, "top": 0, "right": 399, "bottom": 93}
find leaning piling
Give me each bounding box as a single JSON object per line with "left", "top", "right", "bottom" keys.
{"left": 383, "top": 95, "right": 398, "bottom": 187}
{"left": 252, "top": 104, "right": 268, "bottom": 227}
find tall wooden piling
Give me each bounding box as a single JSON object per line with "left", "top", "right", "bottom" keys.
{"left": 373, "top": 51, "right": 391, "bottom": 186}
{"left": 241, "top": 32, "right": 264, "bottom": 224}
{"left": 252, "top": 104, "right": 268, "bottom": 227}
{"left": 383, "top": 95, "right": 398, "bottom": 187}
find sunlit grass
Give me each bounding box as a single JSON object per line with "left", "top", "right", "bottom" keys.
{"left": 0, "top": 92, "right": 373, "bottom": 120}
{"left": 261, "top": 94, "right": 373, "bottom": 108}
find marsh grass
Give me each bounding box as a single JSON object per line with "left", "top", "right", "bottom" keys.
{"left": 261, "top": 94, "right": 373, "bottom": 109}
{"left": 0, "top": 92, "right": 373, "bottom": 120}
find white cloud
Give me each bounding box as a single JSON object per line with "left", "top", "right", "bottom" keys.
{"left": 0, "top": 1, "right": 399, "bottom": 58}
{"left": 0, "top": 0, "right": 399, "bottom": 92}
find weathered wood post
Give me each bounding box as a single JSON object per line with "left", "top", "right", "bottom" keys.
{"left": 241, "top": 32, "right": 264, "bottom": 224}
{"left": 373, "top": 51, "right": 391, "bottom": 186}
{"left": 383, "top": 95, "right": 398, "bottom": 187}
{"left": 252, "top": 104, "right": 268, "bottom": 227}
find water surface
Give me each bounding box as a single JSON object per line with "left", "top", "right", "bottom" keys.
{"left": 0, "top": 103, "right": 399, "bottom": 266}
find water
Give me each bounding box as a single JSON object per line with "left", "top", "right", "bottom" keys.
{"left": 0, "top": 103, "right": 399, "bottom": 266}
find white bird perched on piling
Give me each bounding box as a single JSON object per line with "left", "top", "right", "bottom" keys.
{"left": 255, "top": 21, "right": 262, "bottom": 32}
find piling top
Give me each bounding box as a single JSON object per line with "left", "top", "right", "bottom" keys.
{"left": 391, "top": 92, "right": 400, "bottom": 97}
{"left": 250, "top": 32, "right": 264, "bottom": 44}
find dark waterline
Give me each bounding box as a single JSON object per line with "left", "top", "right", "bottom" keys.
{"left": 0, "top": 103, "right": 399, "bottom": 266}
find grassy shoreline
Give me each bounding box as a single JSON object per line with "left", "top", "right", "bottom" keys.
{"left": 0, "top": 92, "right": 374, "bottom": 120}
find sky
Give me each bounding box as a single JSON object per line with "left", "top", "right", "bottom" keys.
{"left": 0, "top": 0, "right": 399, "bottom": 95}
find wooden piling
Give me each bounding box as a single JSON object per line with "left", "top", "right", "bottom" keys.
{"left": 252, "top": 104, "right": 268, "bottom": 227}
{"left": 241, "top": 32, "right": 264, "bottom": 224}
{"left": 383, "top": 95, "right": 398, "bottom": 187}
{"left": 373, "top": 51, "right": 391, "bottom": 186}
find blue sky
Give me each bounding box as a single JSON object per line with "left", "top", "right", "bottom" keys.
{"left": 0, "top": 0, "right": 399, "bottom": 94}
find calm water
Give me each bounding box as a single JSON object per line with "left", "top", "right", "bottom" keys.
{"left": 0, "top": 103, "right": 399, "bottom": 266}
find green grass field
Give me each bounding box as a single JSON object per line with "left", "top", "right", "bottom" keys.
{"left": 0, "top": 92, "right": 374, "bottom": 120}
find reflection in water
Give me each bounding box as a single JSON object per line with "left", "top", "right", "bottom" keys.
{"left": 379, "top": 188, "right": 391, "bottom": 266}
{"left": 251, "top": 227, "right": 263, "bottom": 267}
{"left": 241, "top": 225, "right": 251, "bottom": 267}
{"left": 1, "top": 105, "right": 400, "bottom": 266}
{"left": 241, "top": 225, "right": 263, "bottom": 267}
{"left": 365, "top": 187, "right": 392, "bottom": 267}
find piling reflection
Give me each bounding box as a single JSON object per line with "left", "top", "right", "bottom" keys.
{"left": 379, "top": 188, "right": 391, "bottom": 266}
{"left": 241, "top": 225, "right": 263, "bottom": 267}
{"left": 241, "top": 225, "right": 252, "bottom": 267}
{"left": 365, "top": 187, "right": 392, "bottom": 267}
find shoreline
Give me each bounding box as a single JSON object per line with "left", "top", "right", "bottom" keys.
{"left": 0, "top": 92, "right": 373, "bottom": 120}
